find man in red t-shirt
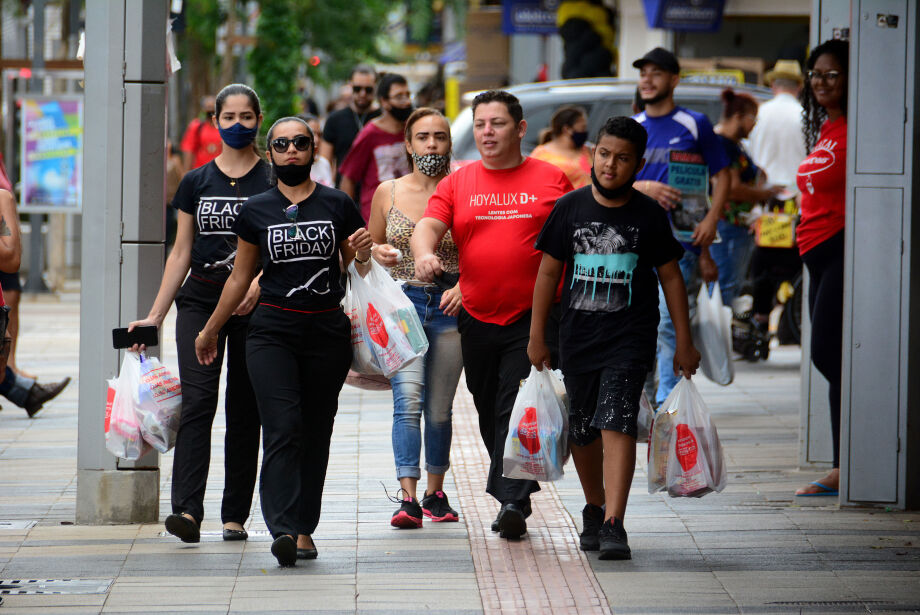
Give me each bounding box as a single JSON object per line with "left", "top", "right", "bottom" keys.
{"left": 412, "top": 90, "right": 573, "bottom": 539}
{"left": 339, "top": 73, "right": 413, "bottom": 222}
{"left": 179, "top": 96, "right": 222, "bottom": 172}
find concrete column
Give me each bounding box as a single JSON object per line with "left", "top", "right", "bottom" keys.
{"left": 77, "top": 0, "right": 168, "bottom": 524}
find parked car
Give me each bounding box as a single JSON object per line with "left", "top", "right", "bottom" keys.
{"left": 450, "top": 78, "right": 773, "bottom": 161}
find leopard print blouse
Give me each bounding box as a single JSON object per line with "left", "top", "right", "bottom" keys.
{"left": 384, "top": 180, "right": 459, "bottom": 282}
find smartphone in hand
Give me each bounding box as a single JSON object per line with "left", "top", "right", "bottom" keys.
{"left": 112, "top": 326, "right": 158, "bottom": 349}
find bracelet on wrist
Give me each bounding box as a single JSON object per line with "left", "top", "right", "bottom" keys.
{"left": 354, "top": 253, "right": 370, "bottom": 264}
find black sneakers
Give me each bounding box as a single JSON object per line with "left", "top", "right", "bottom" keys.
{"left": 598, "top": 517, "right": 631, "bottom": 560}
{"left": 421, "top": 490, "right": 459, "bottom": 522}
{"left": 579, "top": 503, "right": 605, "bottom": 551}
{"left": 391, "top": 496, "right": 424, "bottom": 529}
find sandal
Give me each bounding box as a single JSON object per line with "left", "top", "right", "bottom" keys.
{"left": 795, "top": 481, "right": 839, "bottom": 497}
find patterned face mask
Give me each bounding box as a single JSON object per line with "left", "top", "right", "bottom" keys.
{"left": 411, "top": 152, "right": 450, "bottom": 177}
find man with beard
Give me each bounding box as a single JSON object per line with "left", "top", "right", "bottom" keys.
{"left": 340, "top": 73, "right": 413, "bottom": 222}
{"left": 319, "top": 65, "right": 380, "bottom": 186}
{"left": 630, "top": 47, "right": 730, "bottom": 406}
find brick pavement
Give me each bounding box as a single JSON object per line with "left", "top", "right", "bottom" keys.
{"left": 450, "top": 381, "right": 609, "bottom": 615}
{"left": 0, "top": 293, "right": 918, "bottom": 614}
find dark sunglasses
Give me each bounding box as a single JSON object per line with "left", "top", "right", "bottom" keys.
{"left": 352, "top": 85, "right": 374, "bottom": 95}
{"left": 270, "top": 135, "right": 312, "bottom": 153}
{"left": 284, "top": 204, "right": 300, "bottom": 239}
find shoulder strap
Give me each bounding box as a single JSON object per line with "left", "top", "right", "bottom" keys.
{"left": 390, "top": 179, "right": 397, "bottom": 209}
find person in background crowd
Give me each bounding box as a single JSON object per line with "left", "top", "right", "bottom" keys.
{"left": 631, "top": 47, "right": 730, "bottom": 406}
{"left": 194, "top": 116, "right": 371, "bottom": 566}
{"left": 180, "top": 95, "right": 222, "bottom": 172}
{"left": 0, "top": 155, "right": 70, "bottom": 416}
{"left": 130, "top": 84, "right": 269, "bottom": 545}
{"left": 794, "top": 39, "right": 848, "bottom": 498}
{"left": 319, "top": 65, "right": 380, "bottom": 185}
{"left": 529, "top": 116, "right": 698, "bottom": 560}
{"left": 299, "top": 114, "right": 334, "bottom": 187}
{"left": 368, "top": 108, "right": 463, "bottom": 528}
{"left": 710, "top": 89, "right": 781, "bottom": 307}
{"left": 530, "top": 105, "right": 592, "bottom": 189}
{"left": 411, "top": 90, "right": 572, "bottom": 540}
{"left": 340, "top": 73, "right": 413, "bottom": 222}
{"left": 747, "top": 60, "right": 807, "bottom": 189}
{"left": 165, "top": 138, "right": 184, "bottom": 248}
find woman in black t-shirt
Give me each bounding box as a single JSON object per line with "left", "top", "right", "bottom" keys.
{"left": 129, "top": 84, "right": 270, "bottom": 544}
{"left": 194, "top": 116, "right": 372, "bottom": 567}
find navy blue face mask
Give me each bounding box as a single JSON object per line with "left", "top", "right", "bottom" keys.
{"left": 218, "top": 122, "right": 259, "bottom": 149}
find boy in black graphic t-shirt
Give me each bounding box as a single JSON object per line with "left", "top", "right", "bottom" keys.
{"left": 529, "top": 117, "right": 700, "bottom": 561}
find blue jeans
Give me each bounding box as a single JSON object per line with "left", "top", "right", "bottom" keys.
{"left": 389, "top": 285, "right": 463, "bottom": 480}
{"left": 0, "top": 367, "right": 33, "bottom": 407}
{"left": 708, "top": 220, "right": 754, "bottom": 307}
{"left": 656, "top": 250, "right": 700, "bottom": 405}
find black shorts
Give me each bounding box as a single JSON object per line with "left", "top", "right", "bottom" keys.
{"left": 566, "top": 366, "right": 646, "bottom": 446}
{"left": 0, "top": 271, "right": 20, "bottom": 292}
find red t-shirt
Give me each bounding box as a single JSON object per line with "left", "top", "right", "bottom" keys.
{"left": 339, "top": 122, "right": 410, "bottom": 222}
{"left": 796, "top": 116, "right": 846, "bottom": 255}
{"left": 425, "top": 157, "right": 573, "bottom": 325}
{"left": 180, "top": 118, "right": 222, "bottom": 170}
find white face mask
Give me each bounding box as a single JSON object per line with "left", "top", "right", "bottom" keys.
{"left": 412, "top": 152, "right": 449, "bottom": 176}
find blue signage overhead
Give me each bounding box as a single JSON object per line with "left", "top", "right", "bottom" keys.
{"left": 502, "top": 0, "right": 558, "bottom": 35}
{"left": 642, "top": 0, "right": 725, "bottom": 32}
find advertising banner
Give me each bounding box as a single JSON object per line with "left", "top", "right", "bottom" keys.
{"left": 19, "top": 97, "right": 83, "bottom": 213}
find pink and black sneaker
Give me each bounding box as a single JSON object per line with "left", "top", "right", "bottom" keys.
{"left": 391, "top": 496, "right": 423, "bottom": 529}
{"left": 421, "top": 490, "right": 459, "bottom": 522}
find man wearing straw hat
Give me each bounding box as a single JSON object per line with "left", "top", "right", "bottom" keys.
{"left": 747, "top": 60, "right": 807, "bottom": 188}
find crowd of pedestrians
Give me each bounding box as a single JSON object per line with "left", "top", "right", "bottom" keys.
{"left": 121, "top": 41, "right": 848, "bottom": 566}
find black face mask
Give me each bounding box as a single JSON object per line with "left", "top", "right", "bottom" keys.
{"left": 591, "top": 167, "right": 636, "bottom": 201}
{"left": 273, "top": 159, "right": 313, "bottom": 186}
{"left": 390, "top": 105, "right": 414, "bottom": 122}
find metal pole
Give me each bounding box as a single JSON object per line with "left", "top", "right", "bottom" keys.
{"left": 24, "top": 0, "right": 48, "bottom": 293}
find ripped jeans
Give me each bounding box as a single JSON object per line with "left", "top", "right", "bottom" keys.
{"left": 389, "top": 284, "right": 464, "bottom": 480}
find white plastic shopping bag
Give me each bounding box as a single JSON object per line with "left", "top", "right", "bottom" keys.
{"left": 648, "top": 377, "right": 727, "bottom": 497}
{"left": 502, "top": 366, "right": 568, "bottom": 482}
{"left": 636, "top": 390, "right": 654, "bottom": 444}
{"left": 693, "top": 282, "right": 734, "bottom": 386}
{"left": 343, "top": 273, "right": 384, "bottom": 377}
{"left": 347, "top": 259, "right": 428, "bottom": 378}
{"left": 134, "top": 354, "right": 182, "bottom": 453}
{"left": 105, "top": 352, "right": 152, "bottom": 460}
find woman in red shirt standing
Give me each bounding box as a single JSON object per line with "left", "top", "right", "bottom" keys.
{"left": 794, "top": 39, "right": 848, "bottom": 497}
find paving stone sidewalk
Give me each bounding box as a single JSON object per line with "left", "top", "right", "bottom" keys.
{"left": 0, "top": 292, "right": 917, "bottom": 614}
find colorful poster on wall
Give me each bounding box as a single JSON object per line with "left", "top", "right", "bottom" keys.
{"left": 19, "top": 97, "right": 83, "bottom": 213}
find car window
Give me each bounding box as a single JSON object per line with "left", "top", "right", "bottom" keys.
{"left": 672, "top": 96, "right": 723, "bottom": 125}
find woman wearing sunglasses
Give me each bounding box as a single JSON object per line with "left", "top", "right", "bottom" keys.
{"left": 195, "top": 116, "right": 372, "bottom": 566}
{"left": 129, "top": 83, "right": 269, "bottom": 545}
{"left": 368, "top": 108, "right": 463, "bottom": 528}
{"left": 794, "top": 39, "right": 848, "bottom": 498}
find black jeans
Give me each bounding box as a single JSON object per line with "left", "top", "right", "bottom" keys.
{"left": 457, "top": 307, "right": 559, "bottom": 506}
{"left": 172, "top": 276, "right": 260, "bottom": 524}
{"left": 801, "top": 231, "right": 843, "bottom": 468}
{"left": 246, "top": 303, "right": 351, "bottom": 539}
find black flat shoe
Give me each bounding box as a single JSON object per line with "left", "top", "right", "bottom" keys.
{"left": 297, "top": 546, "right": 318, "bottom": 560}
{"left": 222, "top": 528, "right": 248, "bottom": 541}
{"left": 271, "top": 535, "right": 297, "bottom": 567}
{"left": 165, "top": 513, "right": 200, "bottom": 543}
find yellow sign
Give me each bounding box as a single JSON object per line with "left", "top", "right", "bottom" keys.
{"left": 756, "top": 213, "right": 796, "bottom": 248}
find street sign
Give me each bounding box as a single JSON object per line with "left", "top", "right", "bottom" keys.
{"left": 502, "top": 0, "right": 557, "bottom": 35}
{"left": 642, "top": 0, "right": 725, "bottom": 32}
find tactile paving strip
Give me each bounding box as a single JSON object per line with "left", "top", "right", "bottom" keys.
{"left": 450, "top": 382, "right": 611, "bottom": 615}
